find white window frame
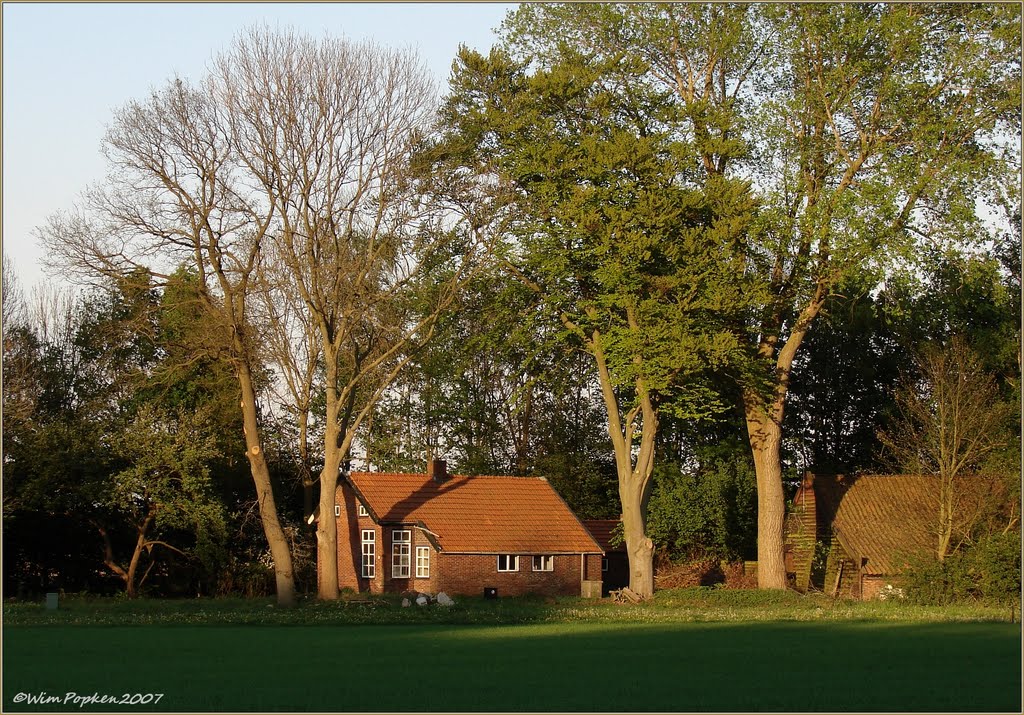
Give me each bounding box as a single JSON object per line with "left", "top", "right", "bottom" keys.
{"left": 358, "top": 504, "right": 368, "bottom": 517}
{"left": 361, "top": 530, "right": 375, "bottom": 578}
{"left": 497, "top": 554, "right": 519, "bottom": 572}
{"left": 532, "top": 555, "right": 553, "bottom": 572}
{"left": 602, "top": 557, "right": 609, "bottom": 572}
{"left": 415, "top": 546, "right": 431, "bottom": 578}
{"left": 392, "top": 530, "right": 411, "bottom": 578}
{"left": 335, "top": 505, "right": 341, "bottom": 517}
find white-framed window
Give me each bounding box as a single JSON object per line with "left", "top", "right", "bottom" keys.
{"left": 392, "top": 530, "right": 411, "bottom": 578}
{"left": 416, "top": 546, "right": 431, "bottom": 578}
{"left": 361, "top": 530, "right": 375, "bottom": 578}
{"left": 335, "top": 505, "right": 341, "bottom": 517}
{"left": 358, "top": 504, "right": 368, "bottom": 517}
{"left": 497, "top": 554, "right": 519, "bottom": 572}
{"left": 532, "top": 555, "right": 553, "bottom": 572}
{"left": 602, "top": 557, "right": 609, "bottom": 572}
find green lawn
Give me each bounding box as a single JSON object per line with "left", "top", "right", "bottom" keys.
{"left": 3, "top": 592, "right": 1020, "bottom": 712}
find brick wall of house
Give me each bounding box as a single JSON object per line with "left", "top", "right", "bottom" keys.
{"left": 334, "top": 484, "right": 444, "bottom": 595}
{"left": 583, "top": 553, "right": 603, "bottom": 582}
{"left": 335, "top": 483, "right": 366, "bottom": 592}
{"left": 436, "top": 553, "right": 593, "bottom": 597}
{"left": 861, "top": 575, "right": 887, "bottom": 600}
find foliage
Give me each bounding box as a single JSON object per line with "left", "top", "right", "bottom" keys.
{"left": 425, "top": 18, "right": 760, "bottom": 595}
{"left": 1, "top": 274, "right": 243, "bottom": 598}
{"left": 783, "top": 277, "right": 906, "bottom": 474}
{"left": 971, "top": 532, "right": 1022, "bottom": 605}
{"left": 103, "top": 405, "right": 228, "bottom": 595}
{"left": 900, "top": 534, "right": 1021, "bottom": 606}
{"left": 646, "top": 447, "right": 757, "bottom": 562}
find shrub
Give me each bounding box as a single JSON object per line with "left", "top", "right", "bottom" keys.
{"left": 971, "top": 532, "right": 1021, "bottom": 604}
{"left": 645, "top": 450, "right": 756, "bottom": 562}
{"left": 900, "top": 535, "right": 1021, "bottom": 605}
{"left": 899, "top": 552, "right": 975, "bottom": 605}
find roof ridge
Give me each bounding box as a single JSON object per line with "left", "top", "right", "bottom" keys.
{"left": 351, "top": 471, "right": 548, "bottom": 480}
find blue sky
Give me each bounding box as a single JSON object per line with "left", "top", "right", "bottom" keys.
{"left": 2, "top": 2, "right": 513, "bottom": 290}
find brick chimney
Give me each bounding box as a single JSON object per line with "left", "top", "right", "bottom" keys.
{"left": 427, "top": 458, "right": 448, "bottom": 483}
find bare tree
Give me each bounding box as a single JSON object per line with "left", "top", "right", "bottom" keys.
{"left": 39, "top": 75, "right": 297, "bottom": 605}
{"left": 2, "top": 255, "right": 26, "bottom": 341}
{"left": 213, "top": 28, "right": 491, "bottom": 599}
{"left": 879, "top": 337, "right": 1014, "bottom": 560}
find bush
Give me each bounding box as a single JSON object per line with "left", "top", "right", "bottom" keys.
{"left": 645, "top": 450, "right": 756, "bottom": 562}
{"left": 971, "top": 532, "right": 1021, "bottom": 604}
{"left": 900, "top": 534, "right": 1021, "bottom": 605}
{"left": 900, "top": 553, "right": 974, "bottom": 605}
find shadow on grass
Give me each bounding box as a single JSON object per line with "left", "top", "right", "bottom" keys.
{"left": 3, "top": 620, "right": 1020, "bottom": 712}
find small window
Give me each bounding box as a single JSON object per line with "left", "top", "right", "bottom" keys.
{"left": 602, "top": 557, "right": 609, "bottom": 572}
{"left": 361, "top": 530, "right": 375, "bottom": 578}
{"left": 416, "top": 546, "right": 430, "bottom": 578}
{"left": 358, "top": 504, "right": 368, "bottom": 517}
{"left": 532, "top": 555, "right": 553, "bottom": 572}
{"left": 392, "top": 530, "right": 411, "bottom": 578}
{"left": 497, "top": 554, "right": 519, "bottom": 572}
{"left": 335, "top": 505, "right": 341, "bottom": 517}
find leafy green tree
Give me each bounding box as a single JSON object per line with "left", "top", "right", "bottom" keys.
{"left": 498, "top": 3, "right": 1021, "bottom": 588}
{"left": 424, "top": 44, "right": 756, "bottom": 596}
{"left": 739, "top": 3, "right": 1020, "bottom": 586}
{"left": 2, "top": 270, "right": 243, "bottom": 597}
{"left": 100, "top": 405, "right": 226, "bottom": 598}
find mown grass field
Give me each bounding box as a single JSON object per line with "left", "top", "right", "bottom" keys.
{"left": 3, "top": 589, "right": 1021, "bottom": 712}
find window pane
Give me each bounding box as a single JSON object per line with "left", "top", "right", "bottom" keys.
{"left": 498, "top": 554, "right": 519, "bottom": 572}
{"left": 392, "top": 530, "right": 411, "bottom": 578}
{"left": 361, "top": 530, "right": 375, "bottom": 578}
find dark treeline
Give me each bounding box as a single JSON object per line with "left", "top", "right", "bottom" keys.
{"left": 3, "top": 3, "right": 1020, "bottom": 600}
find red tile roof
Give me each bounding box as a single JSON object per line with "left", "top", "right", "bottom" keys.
{"left": 347, "top": 472, "right": 603, "bottom": 555}
{"left": 814, "top": 474, "right": 938, "bottom": 575}
{"left": 582, "top": 519, "right": 625, "bottom": 553}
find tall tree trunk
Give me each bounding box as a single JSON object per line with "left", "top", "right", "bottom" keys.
{"left": 316, "top": 444, "right": 343, "bottom": 600}
{"left": 744, "top": 400, "right": 788, "bottom": 589}
{"left": 593, "top": 329, "right": 658, "bottom": 598}
{"left": 620, "top": 477, "right": 655, "bottom": 596}
{"left": 746, "top": 290, "right": 825, "bottom": 589}
{"left": 238, "top": 363, "right": 296, "bottom": 607}
{"left": 316, "top": 355, "right": 344, "bottom": 601}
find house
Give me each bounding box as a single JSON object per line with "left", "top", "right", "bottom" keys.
{"left": 582, "top": 519, "right": 628, "bottom": 596}
{"left": 332, "top": 460, "right": 605, "bottom": 597}
{"left": 785, "top": 473, "right": 937, "bottom": 599}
